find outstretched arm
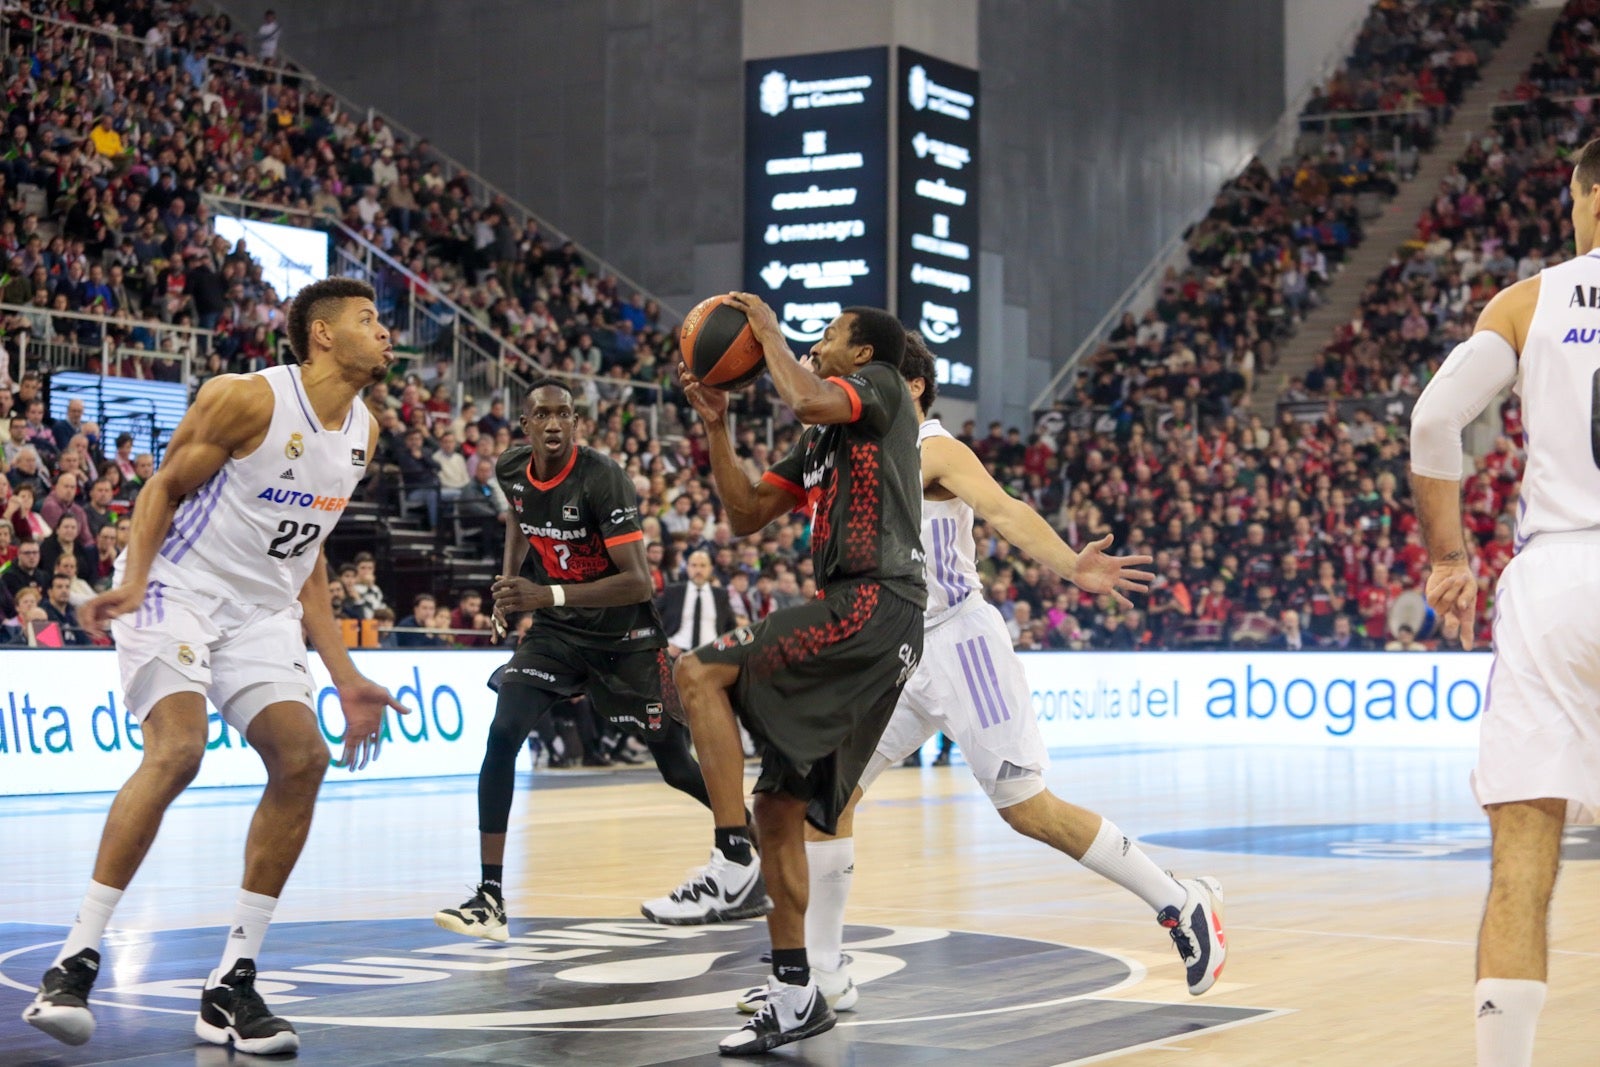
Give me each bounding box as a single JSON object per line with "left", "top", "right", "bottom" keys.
{"left": 922, "top": 436, "right": 1153, "bottom": 608}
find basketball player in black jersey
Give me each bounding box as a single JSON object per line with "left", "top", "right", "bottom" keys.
{"left": 434, "top": 377, "right": 763, "bottom": 941}
{"left": 644, "top": 298, "right": 926, "bottom": 1055}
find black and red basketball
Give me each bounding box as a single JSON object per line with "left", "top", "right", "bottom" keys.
{"left": 680, "top": 295, "right": 767, "bottom": 389}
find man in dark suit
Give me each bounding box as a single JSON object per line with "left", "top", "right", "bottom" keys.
{"left": 658, "top": 549, "right": 734, "bottom": 659}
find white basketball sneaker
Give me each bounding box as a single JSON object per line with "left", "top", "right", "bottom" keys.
{"left": 737, "top": 955, "right": 856, "bottom": 1013}
{"left": 434, "top": 884, "right": 509, "bottom": 942}
{"left": 1157, "top": 876, "right": 1226, "bottom": 995}
{"left": 640, "top": 849, "right": 773, "bottom": 925}
{"left": 718, "top": 977, "right": 836, "bottom": 1055}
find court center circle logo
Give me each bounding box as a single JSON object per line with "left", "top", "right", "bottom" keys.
{"left": 1, "top": 918, "right": 1138, "bottom": 1035}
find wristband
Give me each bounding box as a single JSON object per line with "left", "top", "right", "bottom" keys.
{"left": 549, "top": 585, "right": 566, "bottom": 608}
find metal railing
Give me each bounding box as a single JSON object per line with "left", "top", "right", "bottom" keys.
{"left": 0, "top": 302, "right": 213, "bottom": 385}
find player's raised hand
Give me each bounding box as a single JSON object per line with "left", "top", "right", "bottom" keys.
{"left": 1425, "top": 559, "right": 1478, "bottom": 650}
{"left": 334, "top": 675, "right": 410, "bottom": 772}
{"left": 677, "top": 362, "right": 729, "bottom": 422}
{"left": 79, "top": 584, "right": 146, "bottom": 638}
{"left": 1070, "top": 535, "right": 1155, "bottom": 610}
{"left": 726, "top": 292, "right": 782, "bottom": 346}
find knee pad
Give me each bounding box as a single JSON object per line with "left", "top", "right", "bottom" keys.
{"left": 987, "top": 762, "right": 1047, "bottom": 810}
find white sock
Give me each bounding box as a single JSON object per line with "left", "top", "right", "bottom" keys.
{"left": 54, "top": 881, "right": 124, "bottom": 965}
{"left": 215, "top": 890, "right": 278, "bottom": 979}
{"left": 1078, "top": 818, "right": 1186, "bottom": 913}
{"left": 804, "top": 838, "right": 854, "bottom": 972}
{"left": 1475, "top": 978, "right": 1545, "bottom": 1067}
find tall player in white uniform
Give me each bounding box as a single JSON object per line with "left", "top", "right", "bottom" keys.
{"left": 735, "top": 334, "right": 1228, "bottom": 1013}
{"left": 22, "top": 278, "right": 408, "bottom": 1056}
{"left": 1412, "top": 139, "right": 1600, "bottom": 1067}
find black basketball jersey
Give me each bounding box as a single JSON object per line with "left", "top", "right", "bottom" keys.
{"left": 496, "top": 444, "right": 664, "bottom": 651}
{"left": 762, "top": 361, "right": 927, "bottom": 609}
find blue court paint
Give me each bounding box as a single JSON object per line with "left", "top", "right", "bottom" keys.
{"left": 1141, "top": 822, "right": 1600, "bottom": 861}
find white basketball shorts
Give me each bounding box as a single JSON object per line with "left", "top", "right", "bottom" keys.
{"left": 1474, "top": 533, "right": 1600, "bottom": 824}
{"left": 868, "top": 596, "right": 1048, "bottom": 807}
{"left": 110, "top": 580, "right": 314, "bottom": 735}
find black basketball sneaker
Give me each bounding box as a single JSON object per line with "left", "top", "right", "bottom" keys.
{"left": 195, "top": 959, "right": 300, "bottom": 1055}
{"left": 22, "top": 947, "right": 100, "bottom": 1046}
{"left": 718, "top": 977, "right": 837, "bottom": 1055}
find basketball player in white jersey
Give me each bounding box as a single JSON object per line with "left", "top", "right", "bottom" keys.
{"left": 22, "top": 278, "right": 408, "bottom": 1056}
{"left": 733, "top": 334, "right": 1228, "bottom": 1013}
{"left": 1411, "top": 138, "right": 1600, "bottom": 1067}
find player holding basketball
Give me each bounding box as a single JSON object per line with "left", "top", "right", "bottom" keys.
{"left": 433, "top": 377, "right": 748, "bottom": 943}
{"left": 645, "top": 297, "right": 925, "bottom": 1055}
{"left": 23, "top": 278, "right": 408, "bottom": 1055}
{"left": 1411, "top": 137, "right": 1600, "bottom": 1067}
{"left": 730, "top": 333, "right": 1227, "bottom": 1016}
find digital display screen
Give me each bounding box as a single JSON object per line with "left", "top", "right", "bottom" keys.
{"left": 896, "top": 48, "right": 979, "bottom": 398}
{"left": 213, "top": 215, "right": 330, "bottom": 300}
{"left": 744, "top": 48, "right": 890, "bottom": 347}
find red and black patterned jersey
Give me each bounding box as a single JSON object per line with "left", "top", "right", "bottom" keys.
{"left": 760, "top": 361, "right": 927, "bottom": 610}
{"left": 496, "top": 444, "right": 664, "bottom": 651}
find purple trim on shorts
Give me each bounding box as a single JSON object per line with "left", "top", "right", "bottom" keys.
{"left": 289, "top": 366, "right": 320, "bottom": 433}
{"left": 975, "top": 637, "right": 1011, "bottom": 723}
{"left": 167, "top": 471, "right": 230, "bottom": 564}
{"left": 955, "top": 639, "right": 991, "bottom": 729}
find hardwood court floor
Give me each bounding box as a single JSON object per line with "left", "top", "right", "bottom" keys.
{"left": 1, "top": 745, "right": 1596, "bottom": 1066}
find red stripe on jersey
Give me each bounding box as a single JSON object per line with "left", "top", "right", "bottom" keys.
{"left": 762, "top": 471, "right": 807, "bottom": 510}
{"left": 604, "top": 530, "right": 643, "bottom": 548}
{"left": 525, "top": 448, "right": 578, "bottom": 491}
{"left": 827, "top": 376, "right": 863, "bottom": 422}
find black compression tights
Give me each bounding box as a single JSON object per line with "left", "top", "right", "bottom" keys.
{"left": 478, "top": 685, "right": 713, "bottom": 834}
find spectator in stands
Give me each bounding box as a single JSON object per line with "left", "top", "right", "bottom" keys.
{"left": 4, "top": 584, "right": 48, "bottom": 646}
{"left": 40, "top": 571, "right": 85, "bottom": 645}
{"left": 39, "top": 513, "right": 93, "bottom": 577}
{"left": 449, "top": 590, "right": 493, "bottom": 647}
{"left": 39, "top": 472, "right": 90, "bottom": 545}
{"left": 395, "top": 593, "right": 446, "bottom": 648}
{"left": 1319, "top": 614, "right": 1367, "bottom": 651}
{"left": 659, "top": 549, "right": 734, "bottom": 659}
{"left": 351, "top": 553, "right": 389, "bottom": 615}
{"left": 1385, "top": 625, "right": 1426, "bottom": 652}
{"left": 7, "top": 483, "right": 49, "bottom": 542}
{"left": 397, "top": 427, "right": 442, "bottom": 528}
{"left": 53, "top": 552, "right": 95, "bottom": 609}
{"left": 2, "top": 538, "right": 46, "bottom": 608}
{"left": 374, "top": 607, "right": 398, "bottom": 648}
{"left": 92, "top": 524, "right": 118, "bottom": 591}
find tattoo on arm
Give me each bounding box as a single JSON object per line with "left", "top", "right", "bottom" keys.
{"left": 1439, "top": 549, "right": 1466, "bottom": 563}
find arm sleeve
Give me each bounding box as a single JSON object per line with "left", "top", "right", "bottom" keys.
{"left": 594, "top": 464, "right": 645, "bottom": 548}
{"left": 760, "top": 434, "right": 809, "bottom": 510}
{"left": 1409, "top": 330, "right": 1520, "bottom": 480}
{"left": 827, "top": 361, "right": 905, "bottom": 434}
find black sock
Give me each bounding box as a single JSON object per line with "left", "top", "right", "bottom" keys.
{"left": 714, "top": 825, "right": 753, "bottom": 865}
{"left": 771, "top": 947, "right": 809, "bottom": 986}
{"left": 481, "top": 865, "right": 503, "bottom": 899}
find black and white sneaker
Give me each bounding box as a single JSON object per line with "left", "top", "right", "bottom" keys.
{"left": 434, "top": 884, "right": 509, "bottom": 942}
{"left": 719, "top": 978, "right": 836, "bottom": 1055}
{"left": 640, "top": 849, "right": 773, "bottom": 925}
{"left": 1157, "top": 876, "right": 1227, "bottom": 995}
{"left": 22, "top": 948, "right": 100, "bottom": 1046}
{"left": 195, "top": 959, "right": 299, "bottom": 1055}
{"left": 737, "top": 954, "right": 857, "bottom": 1013}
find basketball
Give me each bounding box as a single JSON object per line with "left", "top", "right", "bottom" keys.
{"left": 680, "top": 295, "right": 767, "bottom": 389}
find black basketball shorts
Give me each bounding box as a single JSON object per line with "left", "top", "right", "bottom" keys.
{"left": 693, "top": 579, "right": 925, "bottom": 834}
{"left": 495, "top": 630, "right": 680, "bottom": 739}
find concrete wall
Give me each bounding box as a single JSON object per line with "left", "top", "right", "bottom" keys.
{"left": 223, "top": 1, "right": 1290, "bottom": 427}
{"left": 1284, "top": 0, "right": 1372, "bottom": 106}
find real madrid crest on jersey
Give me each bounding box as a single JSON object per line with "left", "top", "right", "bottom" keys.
{"left": 285, "top": 432, "right": 305, "bottom": 460}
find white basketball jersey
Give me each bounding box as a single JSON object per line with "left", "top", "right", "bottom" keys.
{"left": 919, "top": 419, "right": 980, "bottom": 625}
{"left": 122, "top": 365, "right": 371, "bottom": 609}
{"left": 1515, "top": 252, "right": 1600, "bottom": 547}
